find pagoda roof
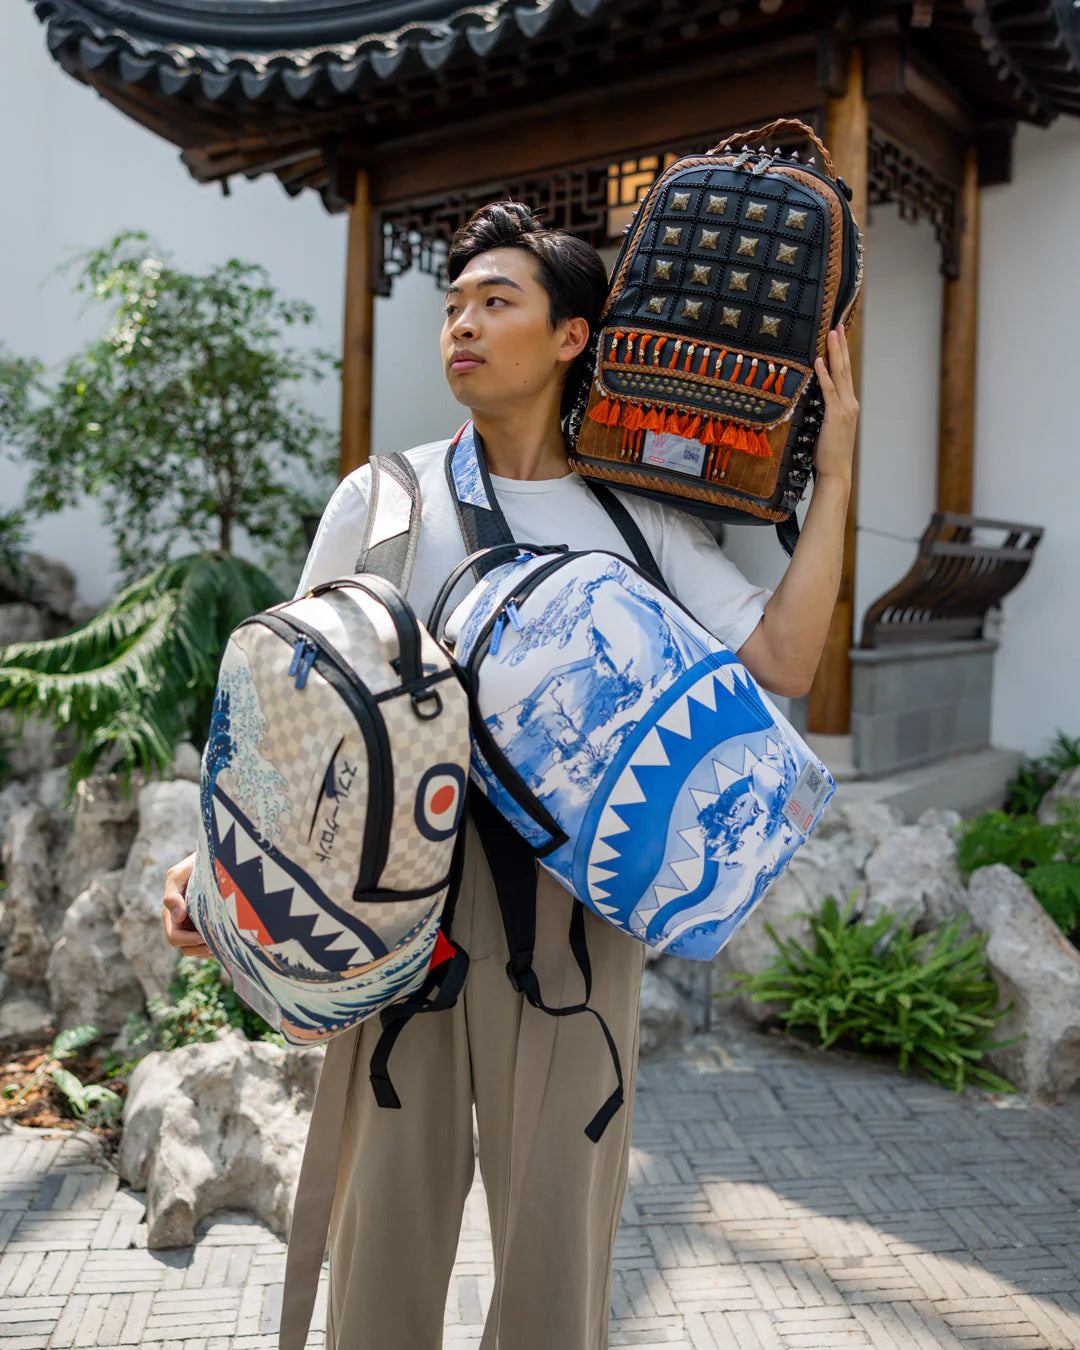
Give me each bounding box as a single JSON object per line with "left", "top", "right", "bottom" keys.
{"left": 31, "top": 0, "right": 1080, "bottom": 210}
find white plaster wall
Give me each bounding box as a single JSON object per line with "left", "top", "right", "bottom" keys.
{"left": 3, "top": 0, "right": 1078, "bottom": 757}
{"left": 976, "top": 118, "right": 1080, "bottom": 758}
{"left": 0, "top": 3, "right": 347, "bottom": 605}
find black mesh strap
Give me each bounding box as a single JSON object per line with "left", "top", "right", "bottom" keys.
{"left": 368, "top": 819, "right": 470, "bottom": 1110}
{"left": 468, "top": 789, "right": 624, "bottom": 1143}
{"left": 585, "top": 480, "right": 666, "bottom": 591}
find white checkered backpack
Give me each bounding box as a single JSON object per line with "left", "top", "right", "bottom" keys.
{"left": 186, "top": 463, "right": 471, "bottom": 1070}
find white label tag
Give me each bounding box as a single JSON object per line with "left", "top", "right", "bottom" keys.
{"left": 641, "top": 431, "right": 707, "bottom": 477}
{"left": 230, "top": 967, "right": 282, "bottom": 1031}
{"left": 782, "top": 761, "right": 832, "bottom": 836}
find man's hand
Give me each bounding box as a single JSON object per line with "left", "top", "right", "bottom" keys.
{"left": 812, "top": 324, "right": 859, "bottom": 486}
{"left": 163, "top": 852, "right": 215, "bottom": 961}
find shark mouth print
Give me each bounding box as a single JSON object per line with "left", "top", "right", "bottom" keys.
{"left": 210, "top": 786, "right": 388, "bottom": 976}
{"left": 574, "top": 657, "right": 800, "bottom": 958}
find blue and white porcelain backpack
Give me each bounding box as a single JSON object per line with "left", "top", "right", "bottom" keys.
{"left": 428, "top": 421, "right": 835, "bottom": 962}
{"left": 185, "top": 565, "right": 471, "bottom": 1048}
{"left": 431, "top": 541, "right": 834, "bottom": 961}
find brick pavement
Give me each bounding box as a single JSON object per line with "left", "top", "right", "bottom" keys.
{"left": 2, "top": 1019, "right": 1080, "bottom": 1349}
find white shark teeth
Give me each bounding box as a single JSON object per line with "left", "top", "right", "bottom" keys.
{"left": 691, "top": 789, "right": 720, "bottom": 812}
{"left": 597, "top": 805, "right": 630, "bottom": 837}
{"left": 310, "top": 910, "right": 343, "bottom": 939}
{"left": 608, "top": 773, "right": 646, "bottom": 807}
{"left": 766, "top": 737, "right": 781, "bottom": 758}
{"left": 688, "top": 672, "right": 718, "bottom": 711}
{"left": 594, "top": 902, "right": 621, "bottom": 917}
{"left": 232, "top": 823, "right": 263, "bottom": 865}
{"left": 260, "top": 856, "right": 294, "bottom": 898}
{"left": 630, "top": 727, "right": 669, "bottom": 768}
{"left": 652, "top": 884, "right": 685, "bottom": 908}
{"left": 658, "top": 696, "right": 692, "bottom": 739}
{"left": 588, "top": 865, "right": 616, "bottom": 889}
{"left": 715, "top": 665, "right": 739, "bottom": 695}
{"left": 324, "top": 929, "right": 368, "bottom": 959}
{"left": 589, "top": 839, "right": 621, "bottom": 866}
{"left": 212, "top": 797, "right": 231, "bottom": 840}
{"left": 670, "top": 856, "right": 704, "bottom": 890}
{"left": 742, "top": 745, "right": 760, "bottom": 776}
{"left": 286, "top": 884, "right": 321, "bottom": 919}
{"left": 713, "top": 759, "right": 741, "bottom": 793}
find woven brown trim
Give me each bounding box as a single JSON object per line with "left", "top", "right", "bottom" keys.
{"left": 567, "top": 454, "right": 788, "bottom": 523}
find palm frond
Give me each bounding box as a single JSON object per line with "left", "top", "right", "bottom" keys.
{"left": 0, "top": 550, "right": 285, "bottom": 789}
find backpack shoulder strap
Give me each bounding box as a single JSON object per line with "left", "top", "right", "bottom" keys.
{"left": 354, "top": 451, "right": 421, "bottom": 592}
{"left": 584, "top": 480, "right": 666, "bottom": 592}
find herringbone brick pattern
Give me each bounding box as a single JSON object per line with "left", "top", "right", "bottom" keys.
{"left": 2, "top": 1021, "right": 1080, "bottom": 1348}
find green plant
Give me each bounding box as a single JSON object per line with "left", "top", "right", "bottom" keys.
{"left": 731, "top": 895, "right": 1019, "bottom": 1093}
{"left": 1007, "top": 731, "right": 1080, "bottom": 815}
{"left": 141, "top": 955, "right": 284, "bottom": 1052}
{"left": 0, "top": 507, "right": 30, "bottom": 596}
{"left": 2, "top": 1025, "right": 122, "bottom": 1126}
{"left": 0, "top": 232, "right": 338, "bottom": 582}
{"left": 955, "top": 799, "right": 1080, "bottom": 938}
{"left": 0, "top": 550, "right": 283, "bottom": 790}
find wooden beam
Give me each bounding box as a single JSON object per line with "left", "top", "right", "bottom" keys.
{"left": 370, "top": 44, "right": 823, "bottom": 207}
{"left": 807, "top": 43, "right": 868, "bottom": 739}
{"left": 339, "top": 167, "right": 375, "bottom": 480}
{"left": 937, "top": 144, "right": 980, "bottom": 515}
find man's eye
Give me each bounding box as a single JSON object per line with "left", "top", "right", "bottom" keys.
{"left": 444, "top": 305, "right": 457, "bottom": 316}
{"left": 486, "top": 296, "right": 507, "bottom": 307}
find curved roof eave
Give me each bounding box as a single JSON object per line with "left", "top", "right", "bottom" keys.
{"left": 32, "top": 0, "right": 610, "bottom": 102}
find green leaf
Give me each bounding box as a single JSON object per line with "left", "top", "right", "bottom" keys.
{"left": 51, "top": 1025, "right": 100, "bottom": 1060}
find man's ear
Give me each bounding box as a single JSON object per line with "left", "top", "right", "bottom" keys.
{"left": 556, "top": 316, "right": 591, "bottom": 366}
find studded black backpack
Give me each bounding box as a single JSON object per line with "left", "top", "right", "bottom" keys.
{"left": 569, "top": 118, "right": 864, "bottom": 554}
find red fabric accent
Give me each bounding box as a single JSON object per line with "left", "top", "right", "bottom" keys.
{"left": 215, "top": 858, "right": 274, "bottom": 946}
{"left": 429, "top": 928, "right": 456, "bottom": 970}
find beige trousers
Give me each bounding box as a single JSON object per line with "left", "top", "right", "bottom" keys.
{"left": 278, "top": 818, "right": 648, "bottom": 1350}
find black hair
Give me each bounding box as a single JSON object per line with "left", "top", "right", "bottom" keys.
{"left": 446, "top": 201, "right": 607, "bottom": 423}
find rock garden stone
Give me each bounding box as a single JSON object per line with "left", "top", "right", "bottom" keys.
{"left": 169, "top": 742, "right": 202, "bottom": 783}
{"left": 0, "top": 603, "right": 47, "bottom": 647}
{"left": 46, "top": 870, "right": 144, "bottom": 1035}
{"left": 638, "top": 967, "right": 695, "bottom": 1057}
{"left": 965, "top": 862, "right": 1080, "bottom": 1103}
{"left": 1037, "top": 764, "right": 1080, "bottom": 826}
{"left": 0, "top": 991, "right": 55, "bottom": 1045}
{"left": 1, "top": 803, "right": 57, "bottom": 988}
{"left": 862, "top": 815, "right": 966, "bottom": 933}
{"left": 118, "top": 1028, "right": 323, "bottom": 1248}
{"left": 117, "top": 779, "right": 202, "bottom": 1004}
{"left": 55, "top": 774, "right": 139, "bottom": 906}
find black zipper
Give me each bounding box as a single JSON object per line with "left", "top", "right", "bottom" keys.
{"left": 239, "top": 611, "right": 393, "bottom": 896}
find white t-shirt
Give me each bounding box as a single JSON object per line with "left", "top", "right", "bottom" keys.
{"left": 294, "top": 438, "right": 771, "bottom": 653}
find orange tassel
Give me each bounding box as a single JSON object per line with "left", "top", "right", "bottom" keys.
{"left": 609, "top": 331, "right": 624, "bottom": 361}
{"left": 698, "top": 346, "right": 712, "bottom": 376}
{"left": 744, "top": 357, "right": 759, "bottom": 386}
{"left": 683, "top": 343, "right": 697, "bottom": 373}
{"left": 761, "top": 362, "right": 777, "bottom": 393}
{"left": 713, "top": 348, "right": 728, "bottom": 378}
{"left": 742, "top": 428, "right": 772, "bottom": 458}
{"left": 668, "top": 340, "right": 683, "bottom": 370}
{"left": 589, "top": 398, "right": 616, "bottom": 425}
{"left": 643, "top": 406, "right": 664, "bottom": 432}
{"left": 775, "top": 365, "right": 789, "bottom": 395}
{"left": 731, "top": 354, "right": 743, "bottom": 384}
{"left": 683, "top": 414, "right": 702, "bottom": 440}
{"left": 621, "top": 403, "right": 642, "bottom": 431}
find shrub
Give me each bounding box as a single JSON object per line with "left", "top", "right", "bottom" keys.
{"left": 0, "top": 550, "right": 283, "bottom": 790}
{"left": 731, "top": 895, "right": 1018, "bottom": 1094}
{"left": 113, "top": 956, "right": 284, "bottom": 1065}
{"left": 955, "top": 800, "right": 1080, "bottom": 938}
{"left": 1007, "top": 731, "right": 1080, "bottom": 815}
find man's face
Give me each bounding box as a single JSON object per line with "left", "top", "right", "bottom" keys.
{"left": 440, "top": 247, "right": 578, "bottom": 414}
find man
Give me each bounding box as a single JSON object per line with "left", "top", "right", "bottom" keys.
{"left": 162, "top": 200, "right": 858, "bottom": 1349}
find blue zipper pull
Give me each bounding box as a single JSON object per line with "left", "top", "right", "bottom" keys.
{"left": 490, "top": 614, "right": 506, "bottom": 655}
{"left": 295, "top": 640, "right": 318, "bottom": 689}
{"left": 505, "top": 600, "right": 524, "bottom": 632}
{"left": 287, "top": 636, "right": 306, "bottom": 678}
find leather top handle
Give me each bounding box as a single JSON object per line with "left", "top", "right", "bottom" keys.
{"left": 709, "top": 117, "right": 835, "bottom": 180}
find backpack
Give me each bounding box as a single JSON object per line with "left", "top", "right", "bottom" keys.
{"left": 186, "top": 561, "right": 472, "bottom": 1050}
{"left": 568, "top": 117, "right": 864, "bottom": 555}
{"left": 431, "top": 541, "right": 834, "bottom": 962}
